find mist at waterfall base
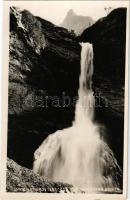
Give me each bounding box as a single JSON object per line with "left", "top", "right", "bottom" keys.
{"left": 33, "top": 43, "right": 122, "bottom": 193}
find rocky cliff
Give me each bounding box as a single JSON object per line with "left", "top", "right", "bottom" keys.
{"left": 79, "top": 7, "right": 127, "bottom": 174}
{"left": 7, "top": 158, "right": 82, "bottom": 193}
{"left": 80, "top": 8, "right": 126, "bottom": 85}
{"left": 8, "top": 6, "right": 126, "bottom": 187}
{"left": 8, "top": 7, "right": 80, "bottom": 168}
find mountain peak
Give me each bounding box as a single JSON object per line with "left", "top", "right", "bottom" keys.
{"left": 67, "top": 9, "right": 76, "bottom": 17}
{"left": 61, "top": 10, "right": 94, "bottom": 35}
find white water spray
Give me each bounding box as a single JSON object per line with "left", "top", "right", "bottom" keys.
{"left": 33, "top": 43, "right": 121, "bottom": 192}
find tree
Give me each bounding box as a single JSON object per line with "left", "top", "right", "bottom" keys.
{"left": 104, "top": 7, "right": 113, "bottom": 16}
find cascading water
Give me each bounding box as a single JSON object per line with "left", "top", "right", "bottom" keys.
{"left": 33, "top": 43, "right": 121, "bottom": 193}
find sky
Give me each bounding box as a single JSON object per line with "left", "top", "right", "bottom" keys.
{"left": 8, "top": 1, "right": 128, "bottom": 25}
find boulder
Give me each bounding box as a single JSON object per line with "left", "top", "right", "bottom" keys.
{"left": 7, "top": 158, "right": 83, "bottom": 193}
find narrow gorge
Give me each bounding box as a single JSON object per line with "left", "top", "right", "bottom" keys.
{"left": 7, "top": 7, "right": 126, "bottom": 192}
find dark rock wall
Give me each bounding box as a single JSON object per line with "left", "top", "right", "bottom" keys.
{"left": 79, "top": 8, "right": 127, "bottom": 181}
{"left": 80, "top": 8, "right": 126, "bottom": 85}
{"left": 8, "top": 7, "right": 80, "bottom": 168}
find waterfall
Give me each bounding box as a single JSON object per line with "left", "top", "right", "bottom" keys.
{"left": 33, "top": 43, "right": 121, "bottom": 193}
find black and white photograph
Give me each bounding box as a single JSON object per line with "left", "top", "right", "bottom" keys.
{"left": 0, "top": 0, "right": 129, "bottom": 199}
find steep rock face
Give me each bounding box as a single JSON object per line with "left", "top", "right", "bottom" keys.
{"left": 8, "top": 7, "right": 80, "bottom": 168}
{"left": 7, "top": 158, "right": 83, "bottom": 193}
{"left": 10, "top": 7, "right": 80, "bottom": 113}
{"left": 61, "top": 9, "right": 94, "bottom": 35}
{"left": 80, "top": 8, "right": 126, "bottom": 85}
{"left": 79, "top": 8, "right": 127, "bottom": 172}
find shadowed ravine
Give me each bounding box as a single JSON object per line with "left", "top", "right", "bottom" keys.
{"left": 33, "top": 43, "right": 122, "bottom": 193}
